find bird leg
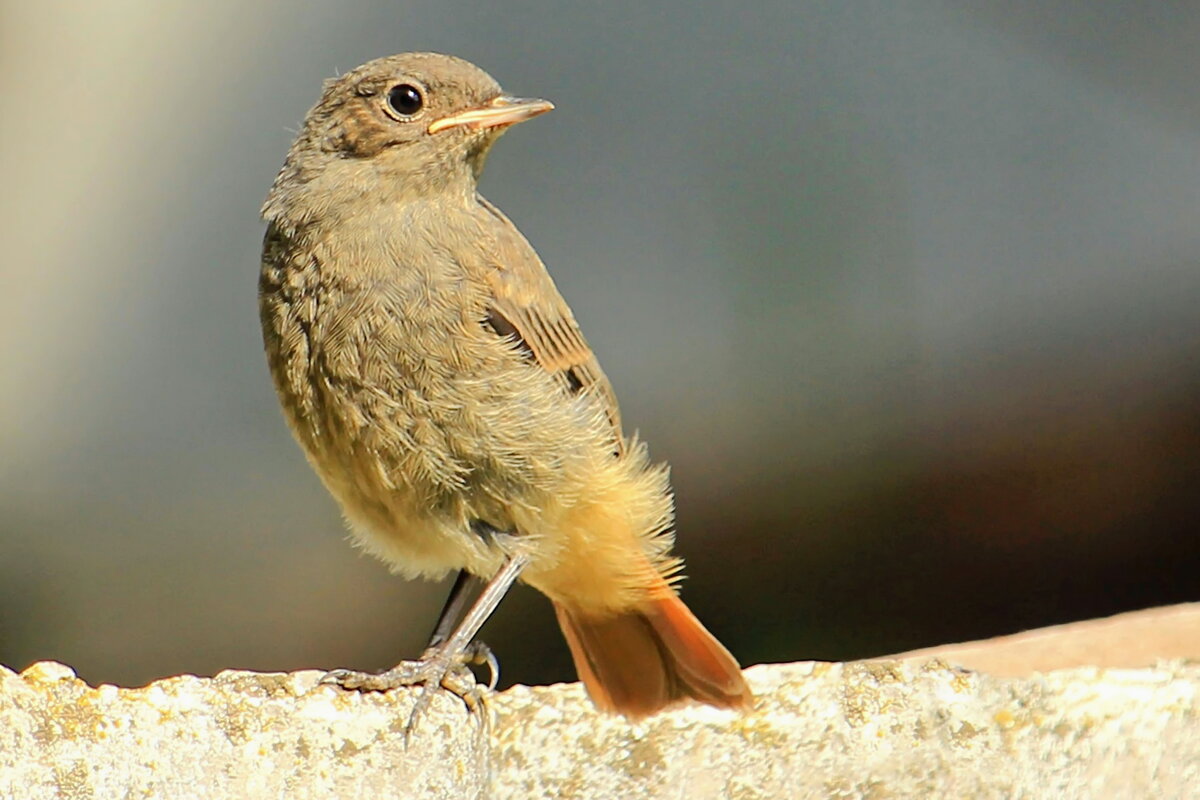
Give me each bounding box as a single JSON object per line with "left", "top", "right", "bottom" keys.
{"left": 427, "top": 569, "right": 481, "bottom": 645}
{"left": 318, "top": 553, "right": 530, "bottom": 735}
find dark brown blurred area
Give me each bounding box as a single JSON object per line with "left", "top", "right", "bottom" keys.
{"left": 2, "top": 1, "right": 1198, "bottom": 691}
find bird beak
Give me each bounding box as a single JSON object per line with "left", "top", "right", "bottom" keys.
{"left": 427, "top": 96, "right": 554, "bottom": 135}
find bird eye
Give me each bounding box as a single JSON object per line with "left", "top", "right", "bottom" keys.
{"left": 386, "top": 83, "right": 423, "bottom": 117}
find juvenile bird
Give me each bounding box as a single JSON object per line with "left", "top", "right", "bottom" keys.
{"left": 259, "top": 52, "right": 752, "bottom": 724}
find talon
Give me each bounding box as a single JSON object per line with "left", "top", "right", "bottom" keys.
{"left": 313, "top": 556, "right": 527, "bottom": 736}
{"left": 318, "top": 666, "right": 412, "bottom": 692}
{"left": 316, "top": 668, "right": 358, "bottom": 688}
{"left": 314, "top": 645, "right": 499, "bottom": 736}
{"left": 464, "top": 641, "right": 501, "bottom": 691}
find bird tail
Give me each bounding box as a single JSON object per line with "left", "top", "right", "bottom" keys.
{"left": 553, "top": 588, "right": 753, "bottom": 719}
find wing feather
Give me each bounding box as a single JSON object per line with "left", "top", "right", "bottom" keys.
{"left": 476, "top": 197, "right": 624, "bottom": 443}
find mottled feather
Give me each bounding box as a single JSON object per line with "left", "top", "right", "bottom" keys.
{"left": 476, "top": 197, "right": 625, "bottom": 443}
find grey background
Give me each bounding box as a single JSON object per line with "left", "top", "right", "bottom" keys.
{"left": 2, "top": 1, "right": 1198, "bottom": 688}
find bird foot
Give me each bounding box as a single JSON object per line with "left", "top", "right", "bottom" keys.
{"left": 317, "top": 641, "right": 499, "bottom": 737}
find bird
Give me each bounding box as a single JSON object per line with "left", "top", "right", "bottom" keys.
{"left": 258, "top": 52, "right": 752, "bottom": 727}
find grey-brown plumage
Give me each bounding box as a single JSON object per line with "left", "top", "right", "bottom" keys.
{"left": 259, "top": 52, "right": 750, "bottom": 720}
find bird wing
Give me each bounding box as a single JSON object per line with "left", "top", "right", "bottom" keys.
{"left": 476, "top": 196, "right": 624, "bottom": 444}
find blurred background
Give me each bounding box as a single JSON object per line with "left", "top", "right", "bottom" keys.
{"left": 2, "top": 1, "right": 1198, "bottom": 690}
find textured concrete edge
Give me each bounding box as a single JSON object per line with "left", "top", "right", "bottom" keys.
{"left": 2, "top": 658, "right": 1200, "bottom": 799}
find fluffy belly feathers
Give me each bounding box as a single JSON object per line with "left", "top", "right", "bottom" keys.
{"left": 261, "top": 261, "right": 676, "bottom": 612}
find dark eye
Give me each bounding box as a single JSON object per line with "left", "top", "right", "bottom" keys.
{"left": 387, "top": 84, "right": 423, "bottom": 116}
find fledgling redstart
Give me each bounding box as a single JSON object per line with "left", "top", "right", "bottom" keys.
{"left": 259, "top": 52, "right": 752, "bottom": 726}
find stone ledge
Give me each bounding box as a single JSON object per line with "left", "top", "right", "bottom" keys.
{"left": 2, "top": 655, "right": 1198, "bottom": 799}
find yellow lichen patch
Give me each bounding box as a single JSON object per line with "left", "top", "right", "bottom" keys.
{"left": 993, "top": 709, "right": 1017, "bottom": 729}
{"left": 295, "top": 737, "right": 312, "bottom": 760}
{"left": 839, "top": 662, "right": 915, "bottom": 726}
{"left": 842, "top": 682, "right": 908, "bottom": 727}
{"left": 951, "top": 672, "right": 974, "bottom": 694}
{"left": 617, "top": 736, "right": 667, "bottom": 780}
{"left": 911, "top": 717, "right": 931, "bottom": 741}
{"left": 857, "top": 661, "right": 905, "bottom": 684}
{"left": 32, "top": 694, "right": 108, "bottom": 745}
{"left": 733, "top": 715, "right": 790, "bottom": 749}
{"left": 951, "top": 720, "right": 982, "bottom": 746}
{"left": 841, "top": 685, "right": 876, "bottom": 727}
{"left": 913, "top": 659, "right": 976, "bottom": 694}
{"left": 21, "top": 661, "right": 80, "bottom": 685}
{"left": 336, "top": 738, "right": 365, "bottom": 758}
{"left": 213, "top": 697, "right": 262, "bottom": 745}
{"left": 213, "top": 671, "right": 295, "bottom": 699}
{"left": 51, "top": 760, "right": 93, "bottom": 800}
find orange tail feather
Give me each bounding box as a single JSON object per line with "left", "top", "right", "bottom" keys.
{"left": 554, "top": 593, "right": 753, "bottom": 719}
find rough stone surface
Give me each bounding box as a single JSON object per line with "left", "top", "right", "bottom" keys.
{"left": 1, "top": 658, "right": 1197, "bottom": 799}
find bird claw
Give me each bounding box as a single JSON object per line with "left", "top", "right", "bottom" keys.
{"left": 316, "top": 641, "right": 499, "bottom": 737}
{"left": 462, "top": 640, "right": 500, "bottom": 691}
